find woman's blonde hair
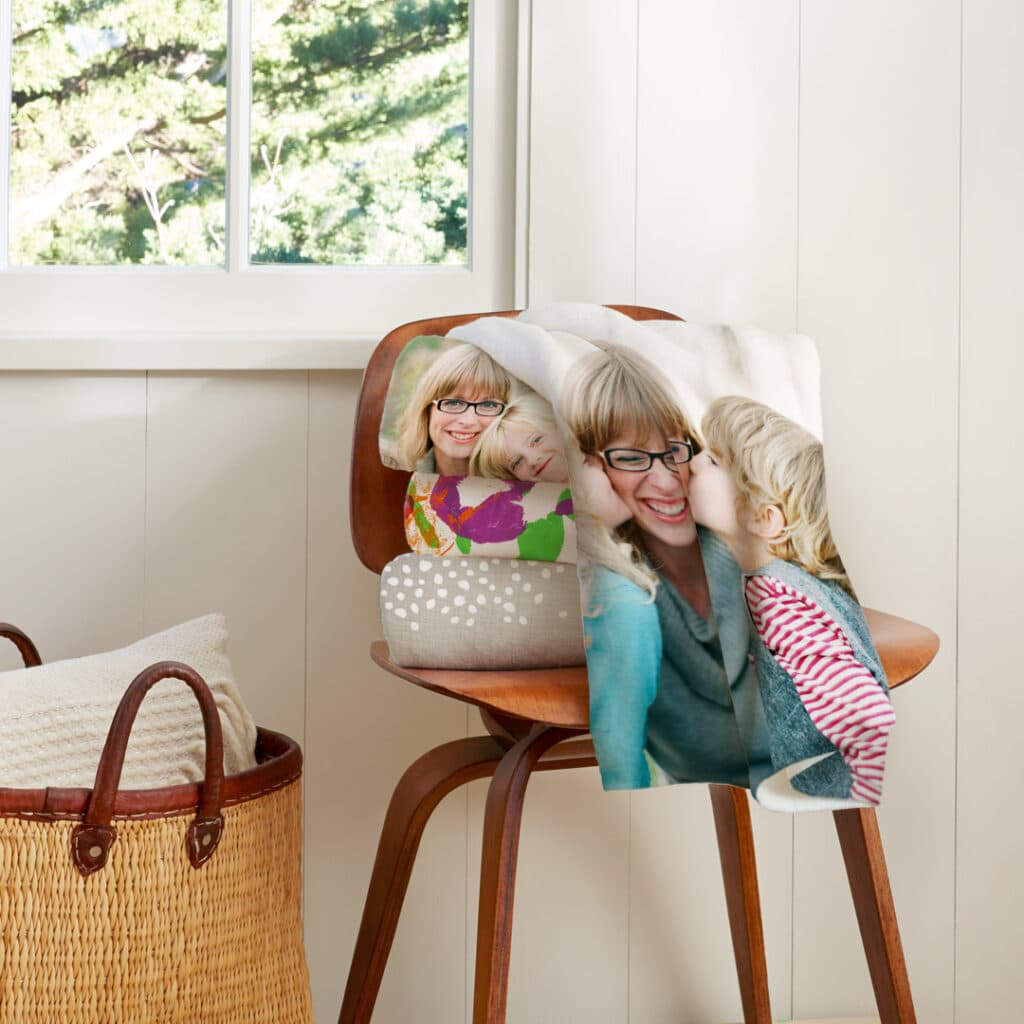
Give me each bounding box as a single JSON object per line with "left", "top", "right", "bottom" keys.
{"left": 469, "top": 389, "right": 562, "bottom": 479}
{"left": 560, "top": 347, "right": 698, "bottom": 602}
{"left": 562, "top": 346, "right": 697, "bottom": 457}
{"left": 701, "top": 395, "right": 853, "bottom": 596}
{"left": 396, "top": 343, "right": 513, "bottom": 469}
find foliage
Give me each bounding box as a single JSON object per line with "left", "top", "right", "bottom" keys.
{"left": 9, "top": 0, "right": 469, "bottom": 265}
{"left": 379, "top": 332, "right": 447, "bottom": 444}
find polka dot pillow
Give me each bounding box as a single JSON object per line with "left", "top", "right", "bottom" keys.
{"left": 380, "top": 554, "right": 585, "bottom": 669}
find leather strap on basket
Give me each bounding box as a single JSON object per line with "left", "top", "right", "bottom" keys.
{"left": 0, "top": 623, "right": 42, "bottom": 668}
{"left": 71, "top": 660, "right": 226, "bottom": 878}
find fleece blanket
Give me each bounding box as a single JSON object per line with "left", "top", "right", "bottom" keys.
{"left": 379, "top": 303, "right": 894, "bottom": 811}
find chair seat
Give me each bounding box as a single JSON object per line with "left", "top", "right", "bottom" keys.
{"left": 371, "top": 643, "right": 590, "bottom": 728}
{"left": 371, "top": 606, "right": 939, "bottom": 729}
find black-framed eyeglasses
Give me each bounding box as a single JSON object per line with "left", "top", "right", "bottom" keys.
{"left": 602, "top": 440, "right": 694, "bottom": 473}
{"left": 432, "top": 398, "right": 506, "bottom": 417}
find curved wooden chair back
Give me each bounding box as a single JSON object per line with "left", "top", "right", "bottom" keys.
{"left": 349, "top": 306, "right": 681, "bottom": 575}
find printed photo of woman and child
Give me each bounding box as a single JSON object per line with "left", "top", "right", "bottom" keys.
{"left": 378, "top": 324, "right": 895, "bottom": 811}
{"left": 381, "top": 339, "right": 576, "bottom": 564}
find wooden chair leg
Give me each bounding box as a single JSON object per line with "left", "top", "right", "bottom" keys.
{"left": 709, "top": 784, "right": 772, "bottom": 1024}
{"left": 833, "top": 807, "right": 916, "bottom": 1024}
{"left": 472, "top": 725, "right": 575, "bottom": 1024}
{"left": 339, "top": 735, "right": 509, "bottom": 1024}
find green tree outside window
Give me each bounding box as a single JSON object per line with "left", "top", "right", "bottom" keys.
{"left": 8, "top": 0, "right": 469, "bottom": 266}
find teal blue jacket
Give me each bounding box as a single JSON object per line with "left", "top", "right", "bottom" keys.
{"left": 584, "top": 567, "right": 660, "bottom": 789}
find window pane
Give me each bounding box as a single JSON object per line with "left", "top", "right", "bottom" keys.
{"left": 9, "top": 0, "right": 227, "bottom": 265}
{"left": 250, "top": 0, "right": 469, "bottom": 265}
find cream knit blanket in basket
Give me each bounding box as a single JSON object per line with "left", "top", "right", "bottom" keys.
{"left": 0, "top": 614, "right": 258, "bottom": 789}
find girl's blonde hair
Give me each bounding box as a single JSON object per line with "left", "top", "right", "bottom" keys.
{"left": 560, "top": 347, "right": 698, "bottom": 602}
{"left": 701, "top": 395, "right": 853, "bottom": 596}
{"left": 396, "top": 343, "right": 513, "bottom": 469}
{"left": 469, "top": 389, "right": 563, "bottom": 479}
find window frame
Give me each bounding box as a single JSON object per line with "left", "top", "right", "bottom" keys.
{"left": 0, "top": 0, "right": 519, "bottom": 370}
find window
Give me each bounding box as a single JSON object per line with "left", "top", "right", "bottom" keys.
{"left": 0, "top": 1, "right": 516, "bottom": 366}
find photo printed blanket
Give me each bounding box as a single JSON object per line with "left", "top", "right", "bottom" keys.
{"left": 379, "top": 303, "right": 894, "bottom": 811}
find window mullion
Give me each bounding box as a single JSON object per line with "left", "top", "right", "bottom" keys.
{"left": 1, "top": 0, "right": 13, "bottom": 269}
{"left": 226, "top": 0, "right": 253, "bottom": 273}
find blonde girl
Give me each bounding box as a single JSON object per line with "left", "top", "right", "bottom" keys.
{"left": 691, "top": 395, "right": 892, "bottom": 807}
{"left": 470, "top": 389, "right": 569, "bottom": 483}
{"left": 396, "top": 343, "right": 513, "bottom": 475}
{"left": 695, "top": 395, "right": 852, "bottom": 595}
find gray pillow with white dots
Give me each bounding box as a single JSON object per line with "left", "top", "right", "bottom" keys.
{"left": 380, "top": 554, "right": 585, "bottom": 669}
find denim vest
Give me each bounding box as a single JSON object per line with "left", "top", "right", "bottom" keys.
{"left": 745, "top": 559, "right": 890, "bottom": 799}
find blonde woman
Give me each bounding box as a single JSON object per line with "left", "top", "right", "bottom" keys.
{"left": 690, "top": 396, "right": 893, "bottom": 806}
{"left": 470, "top": 389, "right": 569, "bottom": 483}
{"left": 396, "top": 343, "right": 513, "bottom": 475}
{"left": 561, "top": 347, "right": 772, "bottom": 792}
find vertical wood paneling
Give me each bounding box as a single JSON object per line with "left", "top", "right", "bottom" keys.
{"left": 528, "top": 0, "right": 638, "bottom": 304}
{"left": 519, "top": 4, "right": 638, "bottom": 1013}
{"left": 797, "top": 3, "right": 960, "bottom": 1020}
{"left": 957, "top": 1, "right": 1024, "bottom": 1019}
{"left": 144, "top": 373, "right": 308, "bottom": 741}
{"left": 0, "top": 374, "right": 147, "bottom": 669}
{"left": 631, "top": 3, "right": 800, "bottom": 1018}
{"left": 305, "top": 371, "right": 470, "bottom": 1024}
{"left": 628, "top": 785, "right": 794, "bottom": 1023}
{"left": 464, "top": 770, "right": 631, "bottom": 1024}
{"left": 635, "top": 0, "right": 800, "bottom": 332}
{"left": 629, "top": 786, "right": 746, "bottom": 1023}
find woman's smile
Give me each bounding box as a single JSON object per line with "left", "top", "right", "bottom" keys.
{"left": 445, "top": 428, "right": 480, "bottom": 445}
{"left": 428, "top": 390, "right": 495, "bottom": 473}
{"left": 642, "top": 496, "right": 689, "bottom": 522}
{"left": 603, "top": 432, "right": 698, "bottom": 547}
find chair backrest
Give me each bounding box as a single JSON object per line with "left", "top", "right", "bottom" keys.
{"left": 349, "top": 305, "right": 682, "bottom": 574}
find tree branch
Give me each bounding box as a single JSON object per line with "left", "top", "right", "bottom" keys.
{"left": 189, "top": 107, "right": 226, "bottom": 125}
{"left": 13, "top": 23, "right": 45, "bottom": 44}
{"left": 142, "top": 135, "right": 208, "bottom": 176}
{"left": 12, "top": 116, "right": 162, "bottom": 230}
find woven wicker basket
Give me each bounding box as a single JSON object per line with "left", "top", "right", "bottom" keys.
{"left": 0, "top": 624, "right": 313, "bottom": 1023}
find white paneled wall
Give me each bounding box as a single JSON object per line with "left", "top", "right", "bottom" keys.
{"left": 525, "top": 1, "right": 1004, "bottom": 1023}
{"left": 635, "top": 0, "right": 800, "bottom": 332}
{"left": 794, "top": 3, "right": 960, "bottom": 1020}
{"left": 528, "top": 0, "right": 638, "bottom": 304}
{"left": 144, "top": 374, "right": 310, "bottom": 740}
{"left": 0, "top": 376, "right": 147, "bottom": 668}
{"left": 632, "top": 5, "right": 799, "bottom": 1020}
{"left": 957, "top": 1, "right": 1024, "bottom": 1021}
{"left": 2, "top": 2, "right": 1018, "bottom": 1022}
{"left": 303, "top": 373, "right": 471, "bottom": 1024}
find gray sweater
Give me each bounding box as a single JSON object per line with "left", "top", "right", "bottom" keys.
{"left": 645, "top": 529, "right": 773, "bottom": 790}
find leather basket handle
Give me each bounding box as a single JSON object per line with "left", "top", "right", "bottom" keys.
{"left": 72, "top": 660, "right": 226, "bottom": 877}
{"left": 0, "top": 623, "right": 42, "bottom": 668}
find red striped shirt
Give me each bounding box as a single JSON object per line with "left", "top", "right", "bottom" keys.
{"left": 744, "top": 574, "right": 895, "bottom": 805}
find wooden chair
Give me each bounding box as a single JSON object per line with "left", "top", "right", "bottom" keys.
{"left": 341, "top": 307, "right": 939, "bottom": 1024}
